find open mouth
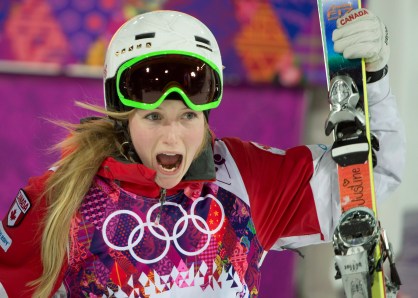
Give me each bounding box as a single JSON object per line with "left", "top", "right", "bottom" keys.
{"left": 156, "top": 153, "right": 183, "bottom": 172}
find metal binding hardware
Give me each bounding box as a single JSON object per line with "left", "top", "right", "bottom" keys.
{"left": 333, "top": 207, "right": 380, "bottom": 298}
{"left": 325, "top": 75, "right": 365, "bottom": 137}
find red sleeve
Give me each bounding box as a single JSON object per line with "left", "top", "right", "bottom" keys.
{"left": 222, "top": 138, "right": 322, "bottom": 251}
{"left": 0, "top": 171, "right": 65, "bottom": 297}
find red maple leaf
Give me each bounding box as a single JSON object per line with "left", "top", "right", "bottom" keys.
{"left": 10, "top": 209, "right": 17, "bottom": 220}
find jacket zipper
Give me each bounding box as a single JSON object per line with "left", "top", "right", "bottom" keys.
{"left": 155, "top": 188, "right": 167, "bottom": 225}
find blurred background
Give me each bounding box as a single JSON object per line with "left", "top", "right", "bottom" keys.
{"left": 0, "top": 0, "right": 416, "bottom": 297}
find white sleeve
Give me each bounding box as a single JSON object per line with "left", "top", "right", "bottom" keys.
{"left": 0, "top": 282, "right": 8, "bottom": 298}
{"left": 285, "top": 74, "right": 406, "bottom": 248}
{"left": 368, "top": 74, "right": 406, "bottom": 202}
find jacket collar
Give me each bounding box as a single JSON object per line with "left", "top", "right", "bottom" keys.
{"left": 96, "top": 137, "right": 216, "bottom": 198}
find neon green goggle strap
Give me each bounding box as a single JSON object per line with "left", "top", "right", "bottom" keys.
{"left": 115, "top": 50, "right": 223, "bottom": 111}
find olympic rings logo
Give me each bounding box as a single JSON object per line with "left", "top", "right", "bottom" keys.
{"left": 102, "top": 194, "right": 225, "bottom": 264}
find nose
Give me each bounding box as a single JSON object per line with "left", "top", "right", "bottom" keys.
{"left": 162, "top": 121, "right": 180, "bottom": 146}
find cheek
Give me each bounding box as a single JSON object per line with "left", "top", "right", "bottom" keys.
{"left": 131, "top": 134, "right": 146, "bottom": 156}
{"left": 188, "top": 128, "right": 206, "bottom": 157}
{"left": 130, "top": 127, "right": 154, "bottom": 166}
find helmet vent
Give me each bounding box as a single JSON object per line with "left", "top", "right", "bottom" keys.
{"left": 135, "top": 32, "right": 156, "bottom": 40}
{"left": 195, "top": 36, "right": 211, "bottom": 45}
{"left": 195, "top": 36, "right": 212, "bottom": 52}
{"left": 196, "top": 44, "right": 212, "bottom": 52}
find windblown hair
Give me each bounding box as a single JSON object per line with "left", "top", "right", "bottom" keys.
{"left": 30, "top": 102, "right": 210, "bottom": 297}
{"left": 30, "top": 102, "right": 131, "bottom": 297}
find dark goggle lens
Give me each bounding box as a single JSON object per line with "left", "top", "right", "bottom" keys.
{"left": 119, "top": 55, "right": 221, "bottom": 106}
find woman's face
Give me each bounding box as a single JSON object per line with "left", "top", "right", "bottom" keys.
{"left": 129, "top": 100, "right": 206, "bottom": 189}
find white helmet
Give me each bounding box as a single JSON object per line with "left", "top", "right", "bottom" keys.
{"left": 104, "top": 10, "right": 223, "bottom": 112}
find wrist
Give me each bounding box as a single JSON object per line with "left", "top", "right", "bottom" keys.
{"left": 366, "top": 65, "right": 388, "bottom": 83}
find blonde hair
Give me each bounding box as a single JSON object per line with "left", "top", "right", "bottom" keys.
{"left": 30, "top": 102, "right": 210, "bottom": 297}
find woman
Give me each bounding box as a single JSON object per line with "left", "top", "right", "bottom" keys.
{"left": 0, "top": 9, "right": 405, "bottom": 298}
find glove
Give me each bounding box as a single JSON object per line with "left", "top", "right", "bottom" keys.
{"left": 332, "top": 8, "right": 389, "bottom": 73}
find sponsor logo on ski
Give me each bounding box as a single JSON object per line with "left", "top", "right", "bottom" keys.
{"left": 339, "top": 164, "right": 372, "bottom": 211}
{"left": 343, "top": 168, "right": 365, "bottom": 205}
{"left": 327, "top": 4, "right": 353, "bottom": 21}
{"left": 339, "top": 9, "right": 369, "bottom": 26}
{"left": 344, "top": 261, "right": 364, "bottom": 273}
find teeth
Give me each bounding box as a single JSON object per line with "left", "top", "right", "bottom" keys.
{"left": 156, "top": 153, "right": 182, "bottom": 173}
{"left": 159, "top": 164, "right": 177, "bottom": 172}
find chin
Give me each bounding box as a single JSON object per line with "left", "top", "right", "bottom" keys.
{"left": 155, "top": 176, "right": 182, "bottom": 190}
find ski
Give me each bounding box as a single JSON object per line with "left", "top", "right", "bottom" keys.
{"left": 316, "top": 1, "right": 401, "bottom": 297}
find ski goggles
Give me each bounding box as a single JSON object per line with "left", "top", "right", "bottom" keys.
{"left": 116, "top": 51, "right": 223, "bottom": 111}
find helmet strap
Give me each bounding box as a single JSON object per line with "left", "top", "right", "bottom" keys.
{"left": 203, "top": 110, "right": 210, "bottom": 122}
{"left": 114, "top": 119, "right": 141, "bottom": 163}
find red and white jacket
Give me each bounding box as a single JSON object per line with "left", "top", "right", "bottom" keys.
{"left": 0, "top": 75, "right": 405, "bottom": 297}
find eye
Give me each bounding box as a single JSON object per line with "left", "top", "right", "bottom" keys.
{"left": 182, "top": 111, "right": 198, "bottom": 120}
{"left": 145, "top": 112, "right": 162, "bottom": 121}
